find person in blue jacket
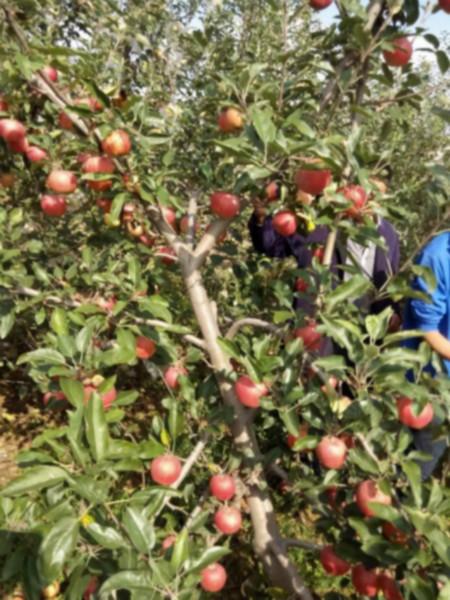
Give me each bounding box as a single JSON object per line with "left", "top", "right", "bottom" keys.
{"left": 403, "top": 232, "right": 450, "bottom": 480}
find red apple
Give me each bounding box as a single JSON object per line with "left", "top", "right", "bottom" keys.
{"left": 136, "top": 336, "right": 156, "bottom": 360}
{"left": 439, "top": 0, "right": 450, "bottom": 11}
{"left": 214, "top": 506, "right": 242, "bottom": 535}
{"left": 295, "top": 167, "right": 332, "bottom": 195}
{"left": 352, "top": 565, "right": 379, "bottom": 597}
{"left": 46, "top": 170, "right": 77, "bottom": 193}
{"left": 313, "top": 246, "right": 325, "bottom": 262}
{"left": 265, "top": 181, "right": 280, "bottom": 202}
{"left": 161, "top": 206, "right": 177, "bottom": 228}
{"left": 315, "top": 435, "right": 347, "bottom": 469}
{"left": 0, "top": 119, "right": 26, "bottom": 143}
{"left": 83, "top": 385, "right": 117, "bottom": 409}
{"left": 235, "top": 375, "right": 268, "bottom": 408}
{"left": 320, "top": 376, "right": 338, "bottom": 394}
{"left": 210, "top": 192, "right": 240, "bottom": 219}
{"left": 320, "top": 545, "right": 350, "bottom": 576}
{"left": 295, "top": 277, "right": 309, "bottom": 293}
{"left": 272, "top": 210, "right": 297, "bottom": 237}
{"left": 58, "top": 111, "right": 74, "bottom": 130}
{"left": 121, "top": 202, "right": 136, "bottom": 223}
{"left": 356, "top": 480, "right": 391, "bottom": 517}
{"left": 293, "top": 322, "right": 321, "bottom": 351}
{"left": 150, "top": 454, "right": 182, "bottom": 485}
{"left": 40, "top": 194, "right": 67, "bottom": 217}
{"left": 75, "top": 97, "right": 103, "bottom": 111}
{"left": 326, "top": 486, "right": 339, "bottom": 509}
{"left": 201, "top": 563, "right": 227, "bottom": 593}
{"left": 218, "top": 107, "right": 243, "bottom": 132}
{"left": 383, "top": 37, "right": 413, "bottom": 67}
{"left": 41, "top": 66, "right": 58, "bottom": 82}
{"left": 26, "top": 146, "right": 48, "bottom": 162}
{"left": 210, "top": 474, "right": 236, "bottom": 501}
{"left": 139, "top": 232, "right": 156, "bottom": 247}
{"left": 83, "top": 577, "right": 98, "bottom": 600}
{"left": 339, "top": 433, "right": 356, "bottom": 449}
{"left": 340, "top": 185, "right": 368, "bottom": 219}
{"left": 82, "top": 155, "right": 115, "bottom": 191}
{"left": 0, "top": 96, "right": 9, "bottom": 112}
{"left": 309, "top": 0, "right": 333, "bottom": 9}
{"left": 96, "top": 197, "right": 112, "bottom": 213}
{"left": 382, "top": 522, "right": 408, "bottom": 545}
{"left": 179, "top": 214, "right": 200, "bottom": 233}
{"left": 43, "top": 391, "right": 66, "bottom": 405}
{"left": 287, "top": 423, "right": 309, "bottom": 449}
{"left": 102, "top": 129, "right": 131, "bottom": 156}
{"left": 164, "top": 365, "right": 188, "bottom": 389}
{"left": 162, "top": 534, "right": 177, "bottom": 551}
{"left": 96, "top": 296, "right": 116, "bottom": 312}
{"left": 0, "top": 173, "right": 15, "bottom": 188}
{"left": 7, "top": 136, "right": 29, "bottom": 153}
{"left": 157, "top": 246, "right": 177, "bottom": 265}
{"left": 396, "top": 397, "right": 433, "bottom": 430}
{"left": 378, "top": 574, "right": 404, "bottom": 600}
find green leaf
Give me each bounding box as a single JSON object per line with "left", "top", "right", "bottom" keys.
{"left": 168, "top": 403, "right": 185, "bottom": 439}
{"left": 50, "top": 307, "right": 68, "bottom": 336}
{"left": 349, "top": 449, "right": 380, "bottom": 475}
{"left": 0, "top": 311, "right": 15, "bottom": 339}
{"left": 280, "top": 409, "right": 300, "bottom": 437}
{"left": 123, "top": 508, "right": 155, "bottom": 554}
{"left": 85, "top": 521, "right": 127, "bottom": 550}
{"left": 436, "top": 50, "right": 449, "bottom": 74}
{"left": 0, "top": 466, "right": 69, "bottom": 496}
{"left": 99, "top": 570, "right": 153, "bottom": 594}
{"left": 60, "top": 379, "right": 84, "bottom": 407}
{"left": 365, "top": 308, "right": 391, "bottom": 342}
{"left": 438, "top": 580, "right": 450, "bottom": 600}
{"left": 38, "top": 517, "right": 79, "bottom": 581}
{"left": 17, "top": 348, "right": 66, "bottom": 366}
{"left": 325, "top": 275, "right": 372, "bottom": 312}
{"left": 425, "top": 529, "right": 450, "bottom": 566}
{"left": 110, "top": 193, "right": 130, "bottom": 222}
{"left": 171, "top": 528, "right": 189, "bottom": 571}
{"left": 85, "top": 393, "right": 109, "bottom": 462}
{"left": 251, "top": 107, "right": 276, "bottom": 145}
{"left": 405, "top": 574, "right": 438, "bottom": 600}
{"left": 217, "top": 337, "right": 241, "bottom": 360}
{"left": 402, "top": 460, "right": 422, "bottom": 507}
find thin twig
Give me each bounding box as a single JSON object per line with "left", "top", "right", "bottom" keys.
{"left": 225, "top": 318, "right": 282, "bottom": 340}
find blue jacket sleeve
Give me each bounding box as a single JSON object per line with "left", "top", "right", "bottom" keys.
{"left": 409, "top": 252, "right": 448, "bottom": 331}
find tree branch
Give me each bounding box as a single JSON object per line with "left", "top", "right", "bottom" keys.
{"left": 284, "top": 538, "right": 324, "bottom": 552}
{"left": 225, "top": 318, "right": 282, "bottom": 340}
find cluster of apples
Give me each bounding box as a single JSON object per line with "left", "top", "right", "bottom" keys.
{"left": 150, "top": 456, "right": 238, "bottom": 593}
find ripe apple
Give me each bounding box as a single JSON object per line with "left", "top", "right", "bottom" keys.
{"left": 139, "top": 232, "right": 156, "bottom": 247}
{"left": 295, "top": 167, "right": 332, "bottom": 195}
{"left": 0, "top": 96, "right": 8, "bottom": 112}
{"left": 265, "top": 181, "right": 280, "bottom": 201}
{"left": 201, "top": 563, "right": 227, "bottom": 593}
{"left": 210, "top": 192, "right": 240, "bottom": 218}
{"left": 234, "top": 375, "right": 268, "bottom": 408}
{"left": 102, "top": 129, "right": 131, "bottom": 156}
{"left": 356, "top": 480, "right": 391, "bottom": 517}
{"left": 7, "top": 136, "right": 29, "bottom": 153}
{"left": 382, "top": 522, "right": 408, "bottom": 545}
{"left": 340, "top": 185, "right": 368, "bottom": 219}
{"left": 83, "top": 385, "right": 117, "bottom": 409}
{"left": 296, "top": 190, "right": 314, "bottom": 205}
{"left": 352, "top": 565, "right": 379, "bottom": 597}
{"left": 136, "top": 336, "right": 156, "bottom": 360}
{"left": 272, "top": 210, "right": 297, "bottom": 237}
{"left": 96, "top": 296, "right": 116, "bottom": 312}
{"left": 214, "top": 506, "right": 242, "bottom": 535}
{"left": 41, "top": 66, "right": 58, "bottom": 82}
{"left": 295, "top": 277, "right": 309, "bottom": 293}
{"left": 0, "top": 172, "right": 15, "bottom": 188}
{"left": 339, "top": 432, "right": 356, "bottom": 449}
{"left": 179, "top": 214, "right": 200, "bottom": 233}
{"left": 83, "top": 577, "right": 98, "bottom": 600}
{"left": 58, "top": 111, "right": 74, "bottom": 130}
{"left": 162, "top": 534, "right": 177, "bottom": 551}
{"left": 383, "top": 37, "right": 413, "bottom": 67}
{"left": 75, "top": 97, "right": 103, "bottom": 111}
{"left": 396, "top": 396, "right": 433, "bottom": 430}
{"left": 121, "top": 202, "right": 136, "bottom": 223}
{"left": 218, "top": 107, "right": 243, "bottom": 132}
{"left": 315, "top": 435, "right": 347, "bottom": 469}
{"left": 164, "top": 365, "right": 188, "bottom": 389}
{"left": 82, "top": 155, "right": 115, "bottom": 191}
{"left": 287, "top": 423, "right": 309, "bottom": 449}
{"left": 293, "top": 322, "right": 321, "bottom": 351}
{"left": 150, "top": 454, "right": 182, "bottom": 485}
{"left": 377, "top": 574, "right": 404, "bottom": 600}
{"left": 161, "top": 206, "right": 177, "bottom": 228}
{"left": 210, "top": 474, "right": 236, "bottom": 501}
{"left": 439, "top": 0, "right": 450, "bottom": 11}
{"left": 43, "top": 391, "right": 66, "bottom": 405}
{"left": 96, "top": 197, "right": 112, "bottom": 213}
{"left": 312, "top": 246, "right": 325, "bottom": 262}
{"left": 0, "top": 118, "right": 26, "bottom": 143}
{"left": 26, "top": 146, "right": 48, "bottom": 162}
{"left": 320, "top": 545, "right": 350, "bottom": 576}
{"left": 157, "top": 246, "right": 177, "bottom": 265}
{"left": 309, "top": 0, "right": 333, "bottom": 9}
{"left": 46, "top": 170, "right": 77, "bottom": 193}
{"left": 40, "top": 194, "right": 67, "bottom": 217}
{"left": 325, "top": 486, "right": 339, "bottom": 509}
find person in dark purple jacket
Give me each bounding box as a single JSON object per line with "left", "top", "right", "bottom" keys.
{"left": 248, "top": 201, "right": 400, "bottom": 318}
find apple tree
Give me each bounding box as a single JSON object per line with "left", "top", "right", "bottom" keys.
{"left": 0, "top": 0, "right": 449, "bottom": 599}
